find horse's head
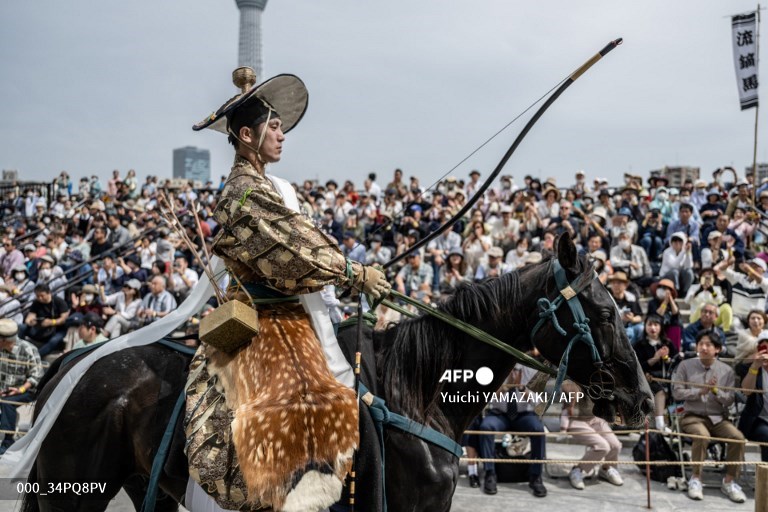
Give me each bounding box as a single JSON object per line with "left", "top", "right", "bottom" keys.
{"left": 529, "top": 233, "right": 653, "bottom": 426}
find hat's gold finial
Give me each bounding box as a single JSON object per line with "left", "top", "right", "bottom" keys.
{"left": 232, "top": 67, "right": 257, "bottom": 93}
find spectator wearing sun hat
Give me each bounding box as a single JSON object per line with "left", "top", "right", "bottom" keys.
{"left": 474, "top": 246, "right": 509, "bottom": 281}
{"left": 608, "top": 272, "right": 644, "bottom": 345}
{"left": 647, "top": 279, "right": 683, "bottom": 349}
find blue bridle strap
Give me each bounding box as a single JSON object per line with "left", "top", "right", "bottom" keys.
{"left": 530, "top": 259, "right": 602, "bottom": 412}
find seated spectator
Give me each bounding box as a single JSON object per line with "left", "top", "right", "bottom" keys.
{"left": 505, "top": 237, "right": 530, "bottom": 271}
{"left": 728, "top": 207, "right": 755, "bottom": 241}
{"left": 438, "top": 247, "right": 473, "bottom": 295}
{"left": 70, "top": 312, "right": 108, "bottom": 351}
{"left": 69, "top": 283, "right": 104, "bottom": 317}
{"left": 700, "top": 230, "right": 727, "bottom": 269}
{"left": 665, "top": 202, "right": 700, "bottom": 252}
{"left": 19, "top": 283, "right": 69, "bottom": 356}
{"left": 591, "top": 251, "right": 612, "bottom": 285}
{"left": 0, "top": 319, "right": 43, "bottom": 455}
{"left": 608, "top": 272, "right": 643, "bottom": 345}
{"left": 639, "top": 208, "right": 665, "bottom": 262}
{"left": 736, "top": 332, "right": 768, "bottom": 462}
{"left": 561, "top": 380, "right": 624, "bottom": 490}
{"left": 474, "top": 246, "right": 509, "bottom": 281}
{"left": 462, "top": 220, "right": 492, "bottom": 270}
{"left": 476, "top": 364, "right": 548, "bottom": 497}
{"left": 647, "top": 279, "right": 682, "bottom": 349}
{"left": 682, "top": 303, "right": 726, "bottom": 353}
{"left": 395, "top": 253, "right": 433, "bottom": 297}
{"left": 9, "top": 264, "right": 34, "bottom": 297}
{"left": 107, "top": 213, "right": 132, "bottom": 248}
{"left": 96, "top": 255, "right": 125, "bottom": 295}
{"left": 89, "top": 226, "right": 113, "bottom": 259}
{"left": 36, "top": 254, "right": 68, "bottom": 299}
{"left": 365, "top": 234, "right": 392, "bottom": 267}
{"left": 699, "top": 188, "right": 725, "bottom": 225}
{"left": 65, "top": 250, "right": 94, "bottom": 285}
{"left": 491, "top": 204, "right": 520, "bottom": 255}
{"left": 102, "top": 278, "right": 143, "bottom": 338}
{"left": 672, "top": 330, "right": 746, "bottom": 503}
{"left": 341, "top": 232, "right": 366, "bottom": 263}
{"left": 0, "top": 284, "right": 23, "bottom": 325}
{"left": 734, "top": 310, "right": 768, "bottom": 365}
{"left": 137, "top": 275, "right": 177, "bottom": 325}
{"left": 659, "top": 232, "right": 694, "bottom": 295}
{"left": 685, "top": 267, "right": 732, "bottom": 332}
{"left": 138, "top": 236, "right": 157, "bottom": 270}
{"left": 117, "top": 254, "right": 149, "bottom": 286}
{"left": 633, "top": 314, "right": 678, "bottom": 431}
{"left": 0, "top": 238, "right": 24, "bottom": 281}
{"left": 609, "top": 229, "right": 652, "bottom": 290}
{"left": 720, "top": 254, "right": 768, "bottom": 323}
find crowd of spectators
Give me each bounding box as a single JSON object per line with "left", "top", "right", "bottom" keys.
{"left": 0, "top": 167, "right": 766, "bottom": 493}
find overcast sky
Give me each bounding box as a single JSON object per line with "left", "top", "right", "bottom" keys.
{"left": 1, "top": 1, "right": 765, "bottom": 189}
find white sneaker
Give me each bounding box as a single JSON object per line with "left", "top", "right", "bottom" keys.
{"left": 687, "top": 478, "right": 703, "bottom": 500}
{"left": 721, "top": 480, "right": 746, "bottom": 503}
{"left": 569, "top": 467, "right": 585, "bottom": 490}
{"left": 598, "top": 466, "right": 624, "bottom": 486}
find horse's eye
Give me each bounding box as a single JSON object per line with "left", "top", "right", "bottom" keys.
{"left": 599, "top": 310, "right": 612, "bottom": 322}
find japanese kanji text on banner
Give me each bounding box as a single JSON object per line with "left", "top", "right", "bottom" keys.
{"left": 732, "top": 11, "right": 759, "bottom": 110}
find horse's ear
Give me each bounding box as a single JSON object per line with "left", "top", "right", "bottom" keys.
{"left": 556, "top": 232, "right": 579, "bottom": 272}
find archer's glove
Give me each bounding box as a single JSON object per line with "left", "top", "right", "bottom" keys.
{"left": 352, "top": 264, "right": 391, "bottom": 299}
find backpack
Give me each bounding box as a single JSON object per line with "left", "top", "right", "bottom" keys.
{"left": 632, "top": 432, "right": 682, "bottom": 482}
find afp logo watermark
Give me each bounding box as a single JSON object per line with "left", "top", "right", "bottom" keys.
{"left": 438, "top": 367, "right": 494, "bottom": 386}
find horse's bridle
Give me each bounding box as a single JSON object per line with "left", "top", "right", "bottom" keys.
{"left": 529, "top": 259, "right": 615, "bottom": 410}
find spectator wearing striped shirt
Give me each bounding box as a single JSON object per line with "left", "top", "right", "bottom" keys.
{"left": 0, "top": 318, "right": 43, "bottom": 454}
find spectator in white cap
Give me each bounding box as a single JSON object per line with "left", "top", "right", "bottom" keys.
{"left": 690, "top": 179, "right": 709, "bottom": 210}
{"left": 0, "top": 318, "right": 43, "bottom": 454}
{"left": 36, "top": 254, "right": 67, "bottom": 300}
{"left": 102, "top": 278, "right": 144, "bottom": 338}
{"left": 490, "top": 204, "right": 520, "bottom": 256}
{"left": 474, "top": 246, "right": 509, "bottom": 281}
{"left": 718, "top": 253, "right": 768, "bottom": 322}
{"left": 9, "top": 265, "right": 34, "bottom": 297}
{"left": 701, "top": 230, "right": 727, "bottom": 269}
{"left": 0, "top": 284, "right": 23, "bottom": 325}
{"left": 659, "top": 231, "right": 694, "bottom": 295}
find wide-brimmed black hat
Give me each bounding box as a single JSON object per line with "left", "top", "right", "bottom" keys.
{"left": 193, "top": 67, "right": 308, "bottom": 135}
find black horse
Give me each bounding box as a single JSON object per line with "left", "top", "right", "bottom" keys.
{"left": 21, "top": 234, "right": 653, "bottom": 511}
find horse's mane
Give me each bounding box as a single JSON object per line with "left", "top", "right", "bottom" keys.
{"left": 380, "top": 265, "right": 531, "bottom": 432}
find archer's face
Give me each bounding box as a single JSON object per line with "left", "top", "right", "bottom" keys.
{"left": 253, "top": 118, "right": 285, "bottom": 163}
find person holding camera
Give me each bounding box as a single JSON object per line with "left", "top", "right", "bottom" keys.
{"left": 737, "top": 332, "right": 768, "bottom": 462}
{"left": 640, "top": 208, "right": 665, "bottom": 262}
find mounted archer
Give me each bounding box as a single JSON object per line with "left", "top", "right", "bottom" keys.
{"left": 185, "top": 67, "right": 391, "bottom": 511}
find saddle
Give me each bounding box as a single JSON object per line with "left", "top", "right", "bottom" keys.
{"left": 185, "top": 302, "right": 359, "bottom": 511}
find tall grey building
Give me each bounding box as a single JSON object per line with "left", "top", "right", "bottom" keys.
{"left": 173, "top": 146, "right": 211, "bottom": 183}
{"left": 235, "top": 0, "right": 268, "bottom": 79}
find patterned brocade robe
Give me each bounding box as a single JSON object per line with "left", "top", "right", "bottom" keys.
{"left": 212, "top": 156, "right": 351, "bottom": 294}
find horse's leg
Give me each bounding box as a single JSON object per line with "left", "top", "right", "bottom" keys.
{"left": 32, "top": 397, "right": 134, "bottom": 512}
{"left": 384, "top": 431, "right": 458, "bottom": 512}
{"left": 122, "top": 475, "right": 180, "bottom": 512}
